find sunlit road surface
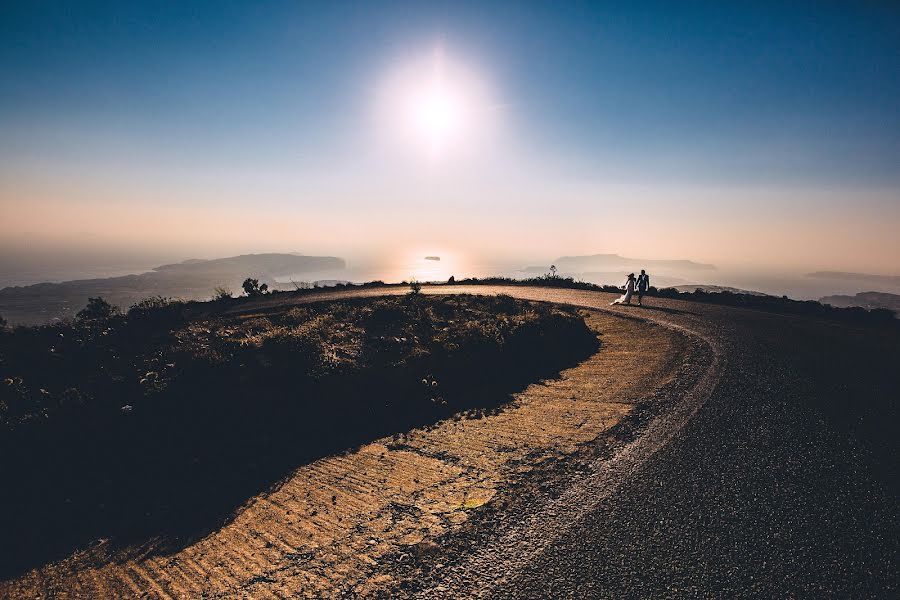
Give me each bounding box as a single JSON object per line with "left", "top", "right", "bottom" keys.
{"left": 3, "top": 286, "right": 897, "bottom": 598}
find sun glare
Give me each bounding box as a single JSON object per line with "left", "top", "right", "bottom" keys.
{"left": 375, "top": 47, "right": 497, "bottom": 163}
{"left": 413, "top": 82, "right": 463, "bottom": 152}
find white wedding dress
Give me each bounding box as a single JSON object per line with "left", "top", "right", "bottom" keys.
{"left": 610, "top": 277, "right": 635, "bottom": 305}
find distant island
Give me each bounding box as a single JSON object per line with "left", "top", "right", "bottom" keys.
{"left": 526, "top": 253, "right": 716, "bottom": 274}
{"left": 425, "top": 256, "right": 441, "bottom": 261}
{"left": 0, "top": 253, "right": 345, "bottom": 325}
{"left": 520, "top": 253, "right": 715, "bottom": 289}
{"left": 820, "top": 291, "right": 900, "bottom": 316}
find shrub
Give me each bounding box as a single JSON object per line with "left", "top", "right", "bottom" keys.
{"left": 255, "top": 316, "right": 335, "bottom": 375}
{"left": 76, "top": 297, "right": 118, "bottom": 321}
{"left": 127, "top": 297, "right": 185, "bottom": 333}
{"left": 212, "top": 286, "right": 232, "bottom": 301}
{"left": 0, "top": 315, "right": 6, "bottom": 330}
{"left": 129, "top": 296, "right": 177, "bottom": 313}
{"left": 242, "top": 278, "right": 269, "bottom": 297}
{"left": 489, "top": 293, "right": 522, "bottom": 315}
{"left": 409, "top": 280, "right": 422, "bottom": 296}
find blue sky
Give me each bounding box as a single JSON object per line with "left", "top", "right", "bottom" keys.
{"left": 2, "top": 1, "right": 899, "bottom": 270}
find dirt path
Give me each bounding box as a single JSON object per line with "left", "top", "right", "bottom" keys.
{"left": 1, "top": 287, "right": 710, "bottom": 599}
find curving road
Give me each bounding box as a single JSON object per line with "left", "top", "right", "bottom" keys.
{"left": 227, "top": 284, "right": 899, "bottom": 597}
{"left": 3, "top": 285, "right": 896, "bottom": 598}
{"left": 399, "top": 286, "right": 898, "bottom": 598}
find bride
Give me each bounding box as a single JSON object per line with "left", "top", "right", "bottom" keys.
{"left": 610, "top": 273, "right": 636, "bottom": 305}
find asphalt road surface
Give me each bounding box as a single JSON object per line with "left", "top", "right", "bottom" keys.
{"left": 399, "top": 286, "right": 899, "bottom": 599}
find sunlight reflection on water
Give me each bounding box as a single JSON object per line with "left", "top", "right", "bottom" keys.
{"left": 276, "top": 254, "right": 526, "bottom": 286}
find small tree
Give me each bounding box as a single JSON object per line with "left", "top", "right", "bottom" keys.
{"left": 408, "top": 279, "right": 422, "bottom": 296}
{"left": 242, "top": 278, "right": 269, "bottom": 297}
{"left": 77, "top": 297, "right": 118, "bottom": 321}
{"left": 549, "top": 265, "right": 558, "bottom": 278}
{"left": 0, "top": 314, "right": 7, "bottom": 330}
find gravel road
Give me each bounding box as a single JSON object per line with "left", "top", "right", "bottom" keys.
{"left": 402, "top": 287, "right": 899, "bottom": 599}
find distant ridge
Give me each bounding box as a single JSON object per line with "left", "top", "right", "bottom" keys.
{"left": 529, "top": 254, "right": 716, "bottom": 273}
{"left": 153, "top": 253, "right": 343, "bottom": 277}
{"left": 819, "top": 291, "right": 900, "bottom": 316}
{"left": 0, "top": 253, "right": 345, "bottom": 325}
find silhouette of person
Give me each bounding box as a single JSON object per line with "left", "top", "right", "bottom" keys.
{"left": 636, "top": 269, "right": 650, "bottom": 306}
{"left": 611, "top": 273, "right": 636, "bottom": 305}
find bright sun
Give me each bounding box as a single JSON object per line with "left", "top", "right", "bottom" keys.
{"left": 375, "top": 48, "right": 496, "bottom": 162}
{"left": 413, "top": 83, "right": 462, "bottom": 152}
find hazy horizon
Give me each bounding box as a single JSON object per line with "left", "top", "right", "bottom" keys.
{"left": 3, "top": 238, "right": 900, "bottom": 303}
{"left": 3, "top": 2, "right": 900, "bottom": 288}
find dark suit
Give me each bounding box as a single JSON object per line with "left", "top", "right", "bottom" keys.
{"left": 636, "top": 273, "right": 649, "bottom": 303}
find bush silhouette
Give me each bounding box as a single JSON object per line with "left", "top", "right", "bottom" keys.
{"left": 126, "top": 297, "right": 185, "bottom": 334}
{"left": 76, "top": 297, "right": 118, "bottom": 321}
{"left": 212, "top": 286, "right": 232, "bottom": 301}
{"left": 242, "top": 278, "right": 269, "bottom": 297}
{"left": 129, "top": 296, "right": 177, "bottom": 313}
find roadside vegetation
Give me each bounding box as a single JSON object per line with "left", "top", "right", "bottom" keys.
{"left": 190, "top": 274, "right": 897, "bottom": 324}
{"left": 0, "top": 292, "right": 597, "bottom": 577}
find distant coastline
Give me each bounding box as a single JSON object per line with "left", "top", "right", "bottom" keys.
{"left": 0, "top": 253, "right": 345, "bottom": 325}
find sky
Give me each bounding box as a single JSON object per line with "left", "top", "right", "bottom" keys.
{"left": 2, "top": 1, "right": 899, "bottom": 276}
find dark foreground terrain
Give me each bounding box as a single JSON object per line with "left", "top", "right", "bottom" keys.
{"left": 0, "top": 293, "right": 597, "bottom": 579}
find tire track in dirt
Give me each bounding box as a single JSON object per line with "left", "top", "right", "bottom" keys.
{"left": 1, "top": 287, "right": 705, "bottom": 599}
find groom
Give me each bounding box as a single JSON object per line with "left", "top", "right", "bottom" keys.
{"left": 636, "top": 269, "right": 650, "bottom": 306}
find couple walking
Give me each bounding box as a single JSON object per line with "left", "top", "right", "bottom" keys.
{"left": 610, "top": 269, "right": 650, "bottom": 306}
